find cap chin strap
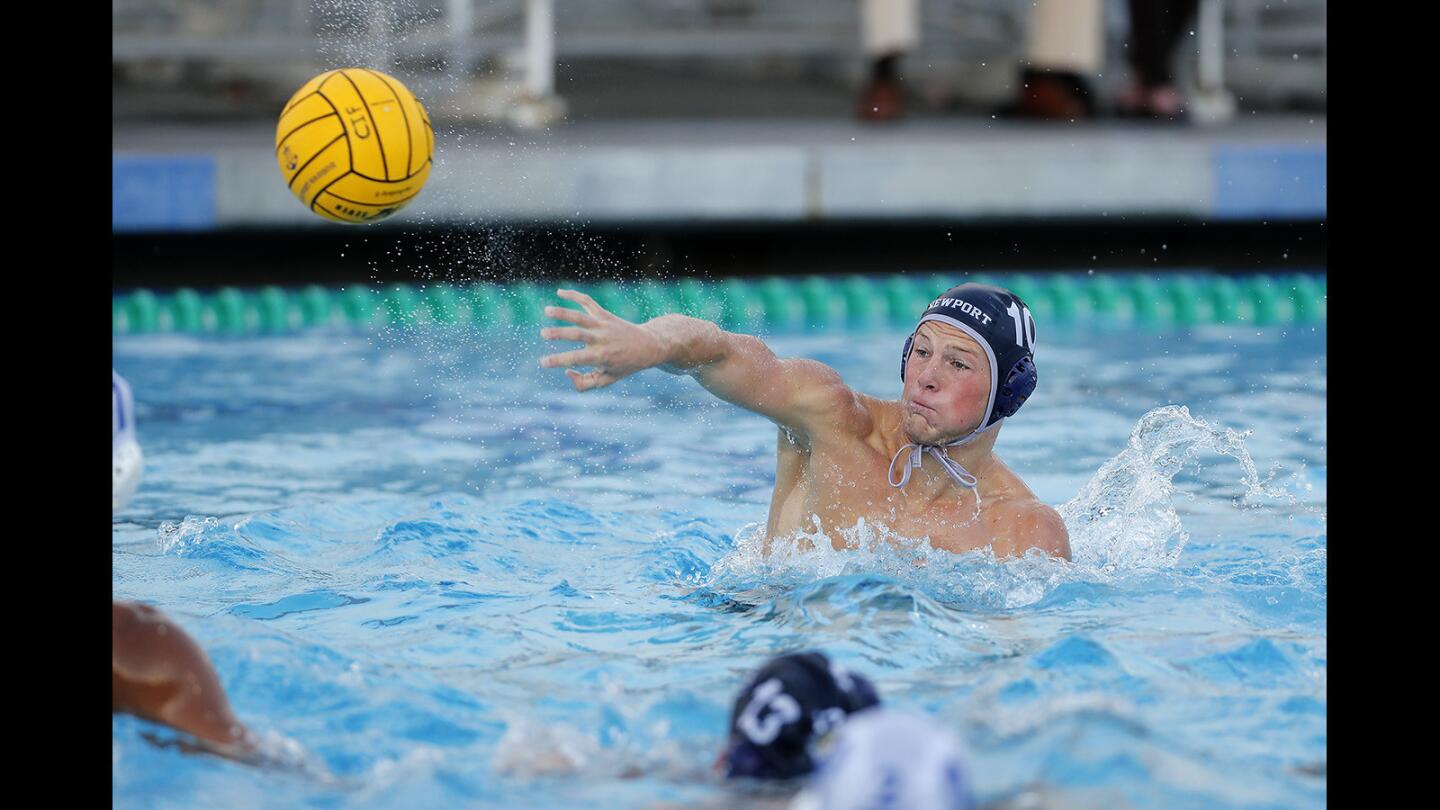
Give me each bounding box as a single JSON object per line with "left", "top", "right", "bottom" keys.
{"left": 886, "top": 421, "right": 999, "bottom": 492}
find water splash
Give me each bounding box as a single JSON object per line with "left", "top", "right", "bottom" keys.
{"left": 1060, "top": 405, "right": 1296, "bottom": 573}
{"left": 491, "top": 703, "right": 702, "bottom": 784}
{"left": 157, "top": 515, "right": 221, "bottom": 554}
{"left": 713, "top": 517, "right": 940, "bottom": 584}
{"left": 707, "top": 518, "right": 1076, "bottom": 611}
{"left": 492, "top": 717, "right": 602, "bottom": 779}
{"left": 244, "top": 727, "right": 338, "bottom": 783}
{"left": 704, "top": 406, "right": 1304, "bottom": 609}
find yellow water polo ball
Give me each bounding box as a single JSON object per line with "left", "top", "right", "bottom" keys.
{"left": 275, "top": 68, "right": 434, "bottom": 224}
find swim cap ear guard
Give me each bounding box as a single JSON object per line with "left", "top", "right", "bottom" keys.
{"left": 995, "top": 354, "right": 1037, "bottom": 419}
{"left": 899, "top": 283, "right": 1038, "bottom": 430}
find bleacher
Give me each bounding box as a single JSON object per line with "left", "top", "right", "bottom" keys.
{"left": 112, "top": 1, "right": 1326, "bottom": 232}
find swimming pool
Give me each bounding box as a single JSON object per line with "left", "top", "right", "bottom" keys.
{"left": 112, "top": 279, "right": 1326, "bottom": 808}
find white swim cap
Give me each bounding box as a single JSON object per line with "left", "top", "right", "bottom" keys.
{"left": 113, "top": 371, "right": 144, "bottom": 511}
{"left": 791, "top": 710, "right": 976, "bottom": 810}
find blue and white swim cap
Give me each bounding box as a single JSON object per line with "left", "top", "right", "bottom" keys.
{"left": 900, "top": 283, "right": 1038, "bottom": 432}
{"left": 723, "top": 651, "right": 881, "bottom": 781}
{"left": 792, "top": 710, "right": 976, "bottom": 810}
{"left": 113, "top": 371, "right": 144, "bottom": 511}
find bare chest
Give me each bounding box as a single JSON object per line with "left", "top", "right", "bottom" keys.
{"left": 770, "top": 438, "right": 1004, "bottom": 553}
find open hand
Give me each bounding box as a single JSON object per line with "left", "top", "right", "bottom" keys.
{"left": 538, "top": 289, "right": 666, "bottom": 391}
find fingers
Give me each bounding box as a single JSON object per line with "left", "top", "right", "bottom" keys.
{"left": 543, "top": 305, "right": 598, "bottom": 328}
{"left": 556, "top": 288, "right": 607, "bottom": 318}
{"left": 566, "top": 368, "right": 618, "bottom": 391}
{"left": 539, "top": 348, "right": 598, "bottom": 369}
{"left": 542, "top": 290, "right": 621, "bottom": 390}
{"left": 540, "top": 326, "right": 592, "bottom": 343}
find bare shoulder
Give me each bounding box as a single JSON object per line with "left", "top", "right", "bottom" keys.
{"left": 786, "top": 363, "right": 872, "bottom": 438}
{"left": 989, "top": 498, "right": 1071, "bottom": 561}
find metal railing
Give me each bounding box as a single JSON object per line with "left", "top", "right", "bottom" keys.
{"left": 113, "top": 0, "right": 1325, "bottom": 116}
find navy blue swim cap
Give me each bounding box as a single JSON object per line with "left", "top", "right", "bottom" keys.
{"left": 723, "top": 651, "right": 881, "bottom": 781}
{"left": 900, "top": 283, "right": 1038, "bottom": 430}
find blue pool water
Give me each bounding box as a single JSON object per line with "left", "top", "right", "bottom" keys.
{"left": 112, "top": 312, "right": 1326, "bottom": 808}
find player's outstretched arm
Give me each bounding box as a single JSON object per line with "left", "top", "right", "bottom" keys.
{"left": 539, "top": 289, "right": 865, "bottom": 439}
{"left": 113, "top": 601, "right": 258, "bottom": 761}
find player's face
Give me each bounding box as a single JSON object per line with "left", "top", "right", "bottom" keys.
{"left": 900, "top": 322, "right": 992, "bottom": 444}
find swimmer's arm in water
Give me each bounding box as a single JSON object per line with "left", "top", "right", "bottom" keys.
{"left": 540, "top": 289, "right": 865, "bottom": 437}
{"left": 113, "top": 601, "right": 258, "bottom": 762}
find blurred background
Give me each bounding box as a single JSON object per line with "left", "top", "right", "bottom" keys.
{"left": 112, "top": 9, "right": 1327, "bottom": 805}
{"left": 113, "top": 0, "right": 1325, "bottom": 288}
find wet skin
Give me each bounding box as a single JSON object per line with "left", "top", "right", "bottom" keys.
{"left": 540, "top": 291, "right": 1068, "bottom": 559}
{"left": 113, "top": 601, "right": 258, "bottom": 760}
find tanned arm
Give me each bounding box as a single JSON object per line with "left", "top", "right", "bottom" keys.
{"left": 538, "top": 289, "right": 867, "bottom": 440}
{"left": 113, "top": 601, "right": 257, "bottom": 760}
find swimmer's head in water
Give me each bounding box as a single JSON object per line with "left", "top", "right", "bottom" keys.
{"left": 113, "top": 371, "right": 144, "bottom": 511}
{"left": 899, "top": 283, "right": 1037, "bottom": 445}
{"left": 792, "top": 709, "right": 976, "bottom": 810}
{"left": 721, "top": 651, "right": 880, "bottom": 781}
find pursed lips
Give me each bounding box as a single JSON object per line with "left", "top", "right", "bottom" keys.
{"left": 907, "top": 400, "right": 936, "bottom": 418}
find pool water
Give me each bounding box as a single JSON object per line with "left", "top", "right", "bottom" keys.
{"left": 112, "top": 315, "right": 1326, "bottom": 808}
